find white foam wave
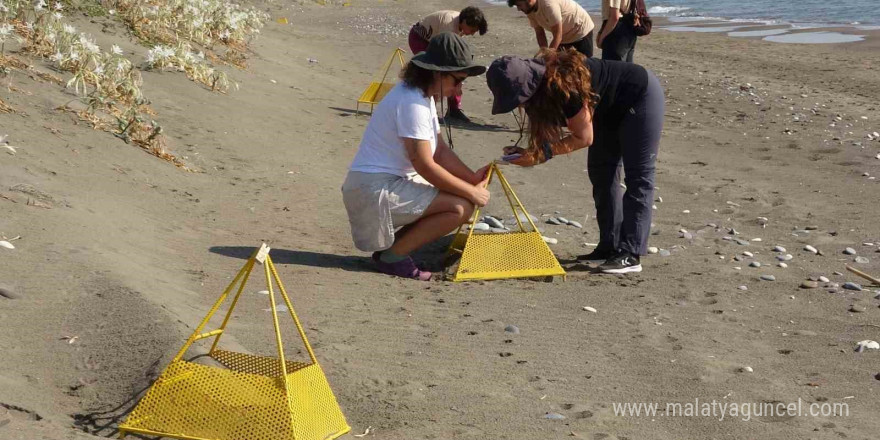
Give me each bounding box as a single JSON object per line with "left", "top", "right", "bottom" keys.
{"left": 648, "top": 6, "right": 691, "bottom": 15}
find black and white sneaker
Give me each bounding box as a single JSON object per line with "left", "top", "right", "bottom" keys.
{"left": 599, "top": 252, "right": 642, "bottom": 274}
{"left": 577, "top": 248, "right": 617, "bottom": 264}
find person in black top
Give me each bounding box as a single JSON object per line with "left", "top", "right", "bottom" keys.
{"left": 486, "top": 48, "right": 664, "bottom": 274}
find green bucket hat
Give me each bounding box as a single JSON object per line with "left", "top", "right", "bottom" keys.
{"left": 411, "top": 33, "right": 486, "bottom": 77}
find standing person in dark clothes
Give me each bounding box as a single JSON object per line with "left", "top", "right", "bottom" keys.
{"left": 408, "top": 7, "right": 489, "bottom": 123}
{"left": 597, "top": 0, "right": 637, "bottom": 62}
{"left": 507, "top": 0, "right": 595, "bottom": 58}
{"left": 485, "top": 49, "right": 664, "bottom": 274}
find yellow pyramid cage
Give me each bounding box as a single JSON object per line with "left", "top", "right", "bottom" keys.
{"left": 119, "top": 244, "right": 350, "bottom": 440}
{"left": 356, "top": 47, "right": 407, "bottom": 115}
{"left": 446, "top": 163, "right": 566, "bottom": 282}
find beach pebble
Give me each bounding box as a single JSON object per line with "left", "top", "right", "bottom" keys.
{"left": 568, "top": 220, "right": 583, "bottom": 228}
{"left": 542, "top": 236, "right": 558, "bottom": 244}
{"left": 743, "top": 251, "right": 754, "bottom": 257}
{"left": 751, "top": 238, "right": 763, "bottom": 242}
{"left": 749, "top": 261, "right": 761, "bottom": 268}
{"left": 778, "top": 262, "right": 788, "bottom": 268}
{"left": 256, "top": 290, "right": 269, "bottom": 295}
{"left": 733, "top": 266, "right": 741, "bottom": 270}
{"left": 647, "top": 247, "right": 658, "bottom": 254}
{"left": 491, "top": 228, "right": 508, "bottom": 233}
{"left": 733, "top": 256, "right": 742, "bottom": 262}
{"left": 855, "top": 340, "right": 880, "bottom": 352}
{"left": 738, "top": 285, "right": 748, "bottom": 291}
{"left": 776, "top": 254, "right": 793, "bottom": 261}
{"left": 739, "top": 366, "right": 754, "bottom": 373}
{"left": 681, "top": 232, "right": 694, "bottom": 240}
{"left": 557, "top": 217, "right": 569, "bottom": 224}
{"left": 855, "top": 256, "right": 870, "bottom": 264}
{"left": 735, "top": 239, "right": 750, "bottom": 246}
{"left": 543, "top": 412, "right": 566, "bottom": 420}
{"left": 800, "top": 280, "right": 819, "bottom": 289}
{"left": 773, "top": 246, "right": 787, "bottom": 253}
{"left": 682, "top": 210, "right": 690, "bottom": 214}
{"left": 659, "top": 249, "right": 671, "bottom": 257}
{"left": 760, "top": 275, "right": 776, "bottom": 281}
{"left": 0, "top": 286, "right": 19, "bottom": 299}
{"left": 833, "top": 271, "right": 844, "bottom": 276}
{"left": 819, "top": 276, "right": 830, "bottom": 283}
{"left": 512, "top": 213, "right": 539, "bottom": 224}
{"left": 483, "top": 216, "right": 505, "bottom": 229}
{"left": 505, "top": 325, "right": 520, "bottom": 334}
{"left": 656, "top": 196, "right": 663, "bottom": 203}
{"left": 844, "top": 247, "right": 857, "bottom": 255}
{"left": 546, "top": 217, "right": 562, "bottom": 225}
{"left": 583, "top": 306, "right": 597, "bottom": 313}
{"left": 804, "top": 245, "right": 818, "bottom": 254}
{"left": 0, "top": 240, "right": 14, "bottom": 250}
{"left": 850, "top": 304, "right": 867, "bottom": 313}
{"left": 473, "top": 222, "right": 490, "bottom": 231}
{"left": 843, "top": 282, "right": 863, "bottom": 291}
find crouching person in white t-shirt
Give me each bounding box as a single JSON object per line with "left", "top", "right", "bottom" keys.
{"left": 342, "top": 33, "right": 489, "bottom": 281}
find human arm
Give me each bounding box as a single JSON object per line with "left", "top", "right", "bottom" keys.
{"left": 405, "top": 138, "right": 490, "bottom": 206}
{"left": 502, "top": 105, "right": 593, "bottom": 166}
{"left": 545, "top": 0, "right": 564, "bottom": 49}
{"left": 534, "top": 26, "right": 549, "bottom": 48}
{"left": 548, "top": 22, "right": 564, "bottom": 49}
{"left": 598, "top": 5, "right": 622, "bottom": 48}
{"left": 434, "top": 133, "right": 489, "bottom": 185}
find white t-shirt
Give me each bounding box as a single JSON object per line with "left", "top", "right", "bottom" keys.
{"left": 350, "top": 83, "right": 440, "bottom": 176}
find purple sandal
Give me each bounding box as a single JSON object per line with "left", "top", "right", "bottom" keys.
{"left": 372, "top": 252, "right": 432, "bottom": 281}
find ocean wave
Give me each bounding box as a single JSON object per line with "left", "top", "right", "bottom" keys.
{"left": 648, "top": 6, "right": 692, "bottom": 15}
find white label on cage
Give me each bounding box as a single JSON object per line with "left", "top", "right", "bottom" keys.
{"left": 255, "top": 243, "right": 271, "bottom": 264}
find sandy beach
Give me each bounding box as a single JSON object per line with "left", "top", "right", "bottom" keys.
{"left": 2, "top": 0, "right": 880, "bottom": 439}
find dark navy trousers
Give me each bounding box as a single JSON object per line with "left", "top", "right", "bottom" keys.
{"left": 587, "top": 72, "right": 663, "bottom": 256}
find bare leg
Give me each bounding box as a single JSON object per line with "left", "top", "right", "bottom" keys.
{"left": 389, "top": 192, "right": 473, "bottom": 256}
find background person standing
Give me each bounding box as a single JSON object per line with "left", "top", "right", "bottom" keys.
{"left": 408, "top": 7, "right": 489, "bottom": 123}
{"left": 597, "top": 0, "right": 637, "bottom": 62}
{"left": 507, "top": 0, "right": 595, "bottom": 58}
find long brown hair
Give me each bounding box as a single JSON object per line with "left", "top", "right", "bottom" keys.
{"left": 523, "top": 48, "right": 597, "bottom": 149}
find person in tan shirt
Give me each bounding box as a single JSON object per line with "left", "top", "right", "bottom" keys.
{"left": 408, "top": 7, "right": 488, "bottom": 123}
{"left": 597, "top": 0, "right": 637, "bottom": 61}
{"left": 507, "top": 0, "right": 595, "bottom": 57}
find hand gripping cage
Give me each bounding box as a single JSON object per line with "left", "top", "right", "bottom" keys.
{"left": 119, "top": 245, "right": 350, "bottom": 440}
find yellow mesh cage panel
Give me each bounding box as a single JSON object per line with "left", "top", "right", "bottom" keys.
{"left": 447, "top": 164, "right": 566, "bottom": 282}
{"left": 356, "top": 48, "right": 407, "bottom": 114}
{"left": 119, "top": 247, "right": 350, "bottom": 440}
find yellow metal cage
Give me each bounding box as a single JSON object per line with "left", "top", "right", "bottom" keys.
{"left": 446, "top": 163, "right": 566, "bottom": 282}
{"left": 119, "top": 245, "right": 350, "bottom": 440}
{"left": 356, "top": 48, "right": 407, "bottom": 115}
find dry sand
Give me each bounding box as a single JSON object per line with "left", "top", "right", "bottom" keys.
{"left": 2, "top": 0, "right": 880, "bottom": 439}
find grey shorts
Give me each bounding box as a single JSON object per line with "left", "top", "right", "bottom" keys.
{"left": 342, "top": 171, "right": 439, "bottom": 252}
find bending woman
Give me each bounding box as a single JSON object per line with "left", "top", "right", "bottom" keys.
{"left": 486, "top": 48, "right": 663, "bottom": 274}
{"left": 343, "top": 34, "right": 490, "bottom": 281}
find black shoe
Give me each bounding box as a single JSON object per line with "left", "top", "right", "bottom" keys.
{"left": 576, "top": 248, "right": 617, "bottom": 264}
{"left": 599, "top": 252, "right": 642, "bottom": 274}
{"left": 445, "top": 108, "right": 471, "bottom": 124}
